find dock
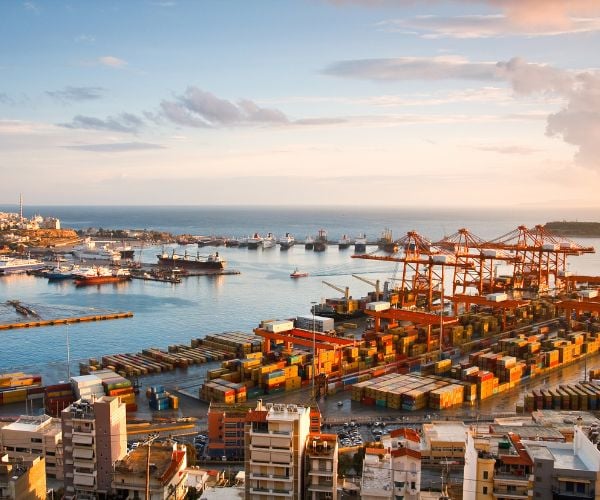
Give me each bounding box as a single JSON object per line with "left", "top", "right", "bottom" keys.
{"left": 0, "top": 312, "right": 133, "bottom": 330}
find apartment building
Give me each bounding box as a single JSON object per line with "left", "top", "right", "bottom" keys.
{"left": 422, "top": 421, "right": 468, "bottom": 465}
{"left": 0, "top": 453, "right": 46, "bottom": 500}
{"left": 525, "top": 427, "right": 600, "bottom": 500}
{"left": 61, "top": 396, "right": 127, "bottom": 499}
{"left": 0, "top": 414, "right": 63, "bottom": 480}
{"left": 389, "top": 428, "right": 421, "bottom": 500}
{"left": 207, "top": 402, "right": 253, "bottom": 460}
{"left": 305, "top": 433, "right": 338, "bottom": 500}
{"left": 244, "top": 401, "right": 311, "bottom": 499}
{"left": 464, "top": 430, "right": 534, "bottom": 500}
{"left": 112, "top": 441, "right": 188, "bottom": 499}
{"left": 361, "top": 443, "right": 393, "bottom": 500}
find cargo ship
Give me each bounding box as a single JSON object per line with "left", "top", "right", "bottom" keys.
{"left": 338, "top": 234, "right": 351, "bottom": 250}
{"left": 157, "top": 250, "right": 226, "bottom": 270}
{"left": 279, "top": 233, "right": 295, "bottom": 250}
{"left": 74, "top": 267, "right": 131, "bottom": 286}
{"left": 314, "top": 229, "right": 328, "bottom": 252}
{"left": 354, "top": 233, "right": 367, "bottom": 253}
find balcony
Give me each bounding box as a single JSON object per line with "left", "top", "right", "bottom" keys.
{"left": 492, "top": 488, "right": 529, "bottom": 499}
{"left": 249, "top": 472, "right": 292, "bottom": 483}
{"left": 249, "top": 487, "right": 293, "bottom": 497}
{"left": 309, "top": 465, "right": 333, "bottom": 476}
{"left": 308, "top": 480, "right": 335, "bottom": 492}
{"left": 552, "top": 488, "right": 593, "bottom": 499}
{"left": 73, "top": 472, "right": 96, "bottom": 488}
{"left": 250, "top": 428, "right": 291, "bottom": 437}
{"left": 494, "top": 474, "right": 530, "bottom": 485}
{"left": 72, "top": 434, "right": 94, "bottom": 446}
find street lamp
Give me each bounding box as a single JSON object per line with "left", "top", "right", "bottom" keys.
{"left": 311, "top": 301, "right": 317, "bottom": 399}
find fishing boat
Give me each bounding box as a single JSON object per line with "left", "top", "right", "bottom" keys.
{"left": 290, "top": 268, "right": 308, "bottom": 278}
{"left": 157, "top": 250, "right": 226, "bottom": 270}
{"left": 304, "top": 235, "right": 314, "bottom": 250}
{"left": 279, "top": 233, "right": 295, "bottom": 250}
{"left": 74, "top": 267, "right": 131, "bottom": 286}
{"left": 354, "top": 233, "right": 367, "bottom": 253}
{"left": 338, "top": 234, "right": 351, "bottom": 250}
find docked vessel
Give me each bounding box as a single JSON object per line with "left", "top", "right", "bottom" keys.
{"left": 74, "top": 267, "right": 131, "bottom": 286}
{"left": 262, "top": 233, "right": 276, "bottom": 249}
{"left": 304, "top": 235, "right": 314, "bottom": 250}
{"left": 116, "top": 244, "right": 135, "bottom": 260}
{"left": 46, "top": 264, "right": 79, "bottom": 281}
{"left": 157, "top": 250, "right": 226, "bottom": 270}
{"left": 338, "top": 234, "right": 351, "bottom": 250}
{"left": 247, "top": 233, "right": 263, "bottom": 250}
{"left": 279, "top": 233, "right": 295, "bottom": 250}
{"left": 0, "top": 256, "right": 46, "bottom": 275}
{"left": 314, "top": 229, "right": 328, "bottom": 252}
{"left": 378, "top": 228, "right": 398, "bottom": 253}
{"left": 290, "top": 268, "right": 308, "bottom": 278}
{"left": 72, "top": 238, "right": 121, "bottom": 262}
{"left": 354, "top": 233, "right": 367, "bottom": 253}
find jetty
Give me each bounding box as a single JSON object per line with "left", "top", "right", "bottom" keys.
{"left": 0, "top": 311, "right": 133, "bottom": 330}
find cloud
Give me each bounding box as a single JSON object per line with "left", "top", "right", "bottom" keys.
{"left": 98, "top": 56, "right": 127, "bottom": 68}
{"left": 46, "top": 86, "right": 105, "bottom": 103}
{"left": 0, "top": 93, "right": 13, "bottom": 104}
{"left": 546, "top": 72, "right": 600, "bottom": 167}
{"left": 60, "top": 113, "right": 144, "bottom": 133}
{"left": 474, "top": 144, "right": 541, "bottom": 155}
{"left": 329, "top": 1, "right": 600, "bottom": 35}
{"left": 325, "top": 53, "right": 600, "bottom": 169}
{"left": 379, "top": 14, "right": 600, "bottom": 38}
{"left": 75, "top": 34, "right": 96, "bottom": 43}
{"left": 323, "top": 56, "right": 500, "bottom": 82}
{"left": 160, "top": 87, "right": 289, "bottom": 127}
{"left": 64, "top": 142, "right": 165, "bottom": 152}
{"left": 23, "top": 2, "right": 40, "bottom": 14}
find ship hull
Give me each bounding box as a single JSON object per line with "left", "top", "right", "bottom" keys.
{"left": 157, "top": 256, "right": 225, "bottom": 270}
{"left": 75, "top": 276, "right": 131, "bottom": 286}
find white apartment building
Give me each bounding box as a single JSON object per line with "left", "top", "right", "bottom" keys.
{"left": 245, "top": 401, "right": 311, "bottom": 499}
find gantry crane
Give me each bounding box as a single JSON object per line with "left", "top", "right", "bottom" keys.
{"left": 486, "top": 225, "right": 594, "bottom": 293}
{"left": 434, "top": 228, "right": 520, "bottom": 296}
{"left": 352, "top": 230, "right": 472, "bottom": 311}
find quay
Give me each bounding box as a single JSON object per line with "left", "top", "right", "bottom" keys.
{"left": 0, "top": 311, "right": 133, "bottom": 330}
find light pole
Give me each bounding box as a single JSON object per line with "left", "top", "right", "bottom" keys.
{"left": 311, "top": 301, "right": 317, "bottom": 399}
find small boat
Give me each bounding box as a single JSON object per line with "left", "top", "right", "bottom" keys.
{"left": 290, "top": 268, "right": 308, "bottom": 278}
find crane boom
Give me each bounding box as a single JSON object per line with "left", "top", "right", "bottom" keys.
{"left": 351, "top": 274, "right": 381, "bottom": 296}
{"left": 322, "top": 280, "right": 350, "bottom": 299}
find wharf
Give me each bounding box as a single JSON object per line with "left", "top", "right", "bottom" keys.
{"left": 0, "top": 312, "right": 133, "bottom": 330}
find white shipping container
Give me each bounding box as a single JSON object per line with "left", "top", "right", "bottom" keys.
{"left": 578, "top": 289, "right": 599, "bottom": 299}
{"left": 542, "top": 243, "right": 559, "bottom": 251}
{"left": 265, "top": 320, "right": 294, "bottom": 333}
{"left": 482, "top": 249, "right": 501, "bottom": 258}
{"left": 366, "top": 301, "right": 391, "bottom": 312}
{"left": 486, "top": 293, "right": 508, "bottom": 302}
{"left": 295, "top": 315, "right": 334, "bottom": 333}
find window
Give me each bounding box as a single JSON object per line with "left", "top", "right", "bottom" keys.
{"left": 565, "top": 482, "right": 574, "bottom": 493}
{"left": 577, "top": 483, "right": 585, "bottom": 494}
{"left": 483, "top": 471, "right": 488, "bottom": 480}
{"left": 483, "top": 486, "right": 488, "bottom": 495}
{"left": 410, "top": 482, "right": 416, "bottom": 490}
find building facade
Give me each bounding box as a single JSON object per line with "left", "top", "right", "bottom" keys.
{"left": 305, "top": 433, "right": 338, "bottom": 500}
{"left": 207, "top": 403, "right": 253, "bottom": 460}
{"left": 61, "top": 397, "right": 127, "bottom": 499}
{"left": 112, "top": 441, "right": 188, "bottom": 499}
{"left": 245, "top": 401, "right": 310, "bottom": 499}
{"left": 0, "top": 453, "right": 46, "bottom": 500}
{"left": 0, "top": 414, "right": 63, "bottom": 481}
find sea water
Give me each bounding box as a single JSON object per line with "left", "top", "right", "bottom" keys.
{"left": 1, "top": 205, "right": 599, "bottom": 382}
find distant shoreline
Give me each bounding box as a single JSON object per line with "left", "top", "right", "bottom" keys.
{"left": 544, "top": 221, "right": 600, "bottom": 237}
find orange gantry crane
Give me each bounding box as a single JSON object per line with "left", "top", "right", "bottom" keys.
{"left": 485, "top": 225, "right": 594, "bottom": 293}
{"left": 353, "top": 230, "right": 473, "bottom": 311}
{"left": 434, "top": 228, "right": 520, "bottom": 296}
{"left": 364, "top": 308, "right": 459, "bottom": 353}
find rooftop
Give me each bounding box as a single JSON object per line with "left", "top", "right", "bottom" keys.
{"left": 114, "top": 441, "right": 185, "bottom": 485}
{"left": 306, "top": 433, "right": 337, "bottom": 457}
{"left": 4, "top": 414, "right": 56, "bottom": 433}
{"left": 423, "top": 421, "right": 468, "bottom": 443}
{"left": 266, "top": 403, "right": 307, "bottom": 421}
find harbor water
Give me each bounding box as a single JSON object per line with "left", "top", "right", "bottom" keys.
{"left": 1, "top": 205, "right": 600, "bottom": 388}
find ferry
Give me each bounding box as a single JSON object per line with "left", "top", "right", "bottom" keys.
{"left": 0, "top": 256, "right": 46, "bottom": 275}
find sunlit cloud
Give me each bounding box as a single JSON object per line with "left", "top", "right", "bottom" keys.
{"left": 64, "top": 142, "right": 165, "bottom": 152}
{"left": 98, "top": 56, "right": 127, "bottom": 68}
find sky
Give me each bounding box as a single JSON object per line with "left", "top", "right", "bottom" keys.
{"left": 1, "top": 0, "right": 600, "bottom": 207}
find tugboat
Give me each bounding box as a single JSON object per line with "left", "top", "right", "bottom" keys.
{"left": 290, "top": 268, "right": 308, "bottom": 278}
